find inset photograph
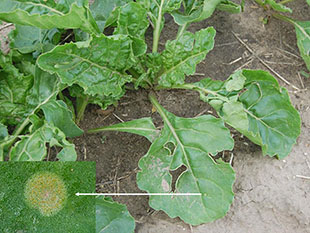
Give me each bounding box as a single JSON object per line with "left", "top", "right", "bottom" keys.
{"left": 0, "top": 161, "right": 96, "bottom": 233}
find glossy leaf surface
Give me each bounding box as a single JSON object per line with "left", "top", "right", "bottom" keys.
{"left": 265, "top": 0, "right": 292, "bottom": 13}
{"left": 0, "top": 0, "right": 99, "bottom": 34}
{"left": 37, "top": 34, "right": 134, "bottom": 99}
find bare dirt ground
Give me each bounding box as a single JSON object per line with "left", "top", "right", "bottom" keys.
{"left": 1, "top": 1, "right": 309, "bottom": 232}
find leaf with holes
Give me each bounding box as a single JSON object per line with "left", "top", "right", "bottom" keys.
{"left": 136, "top": 95, "right": 235, "bottom": 225}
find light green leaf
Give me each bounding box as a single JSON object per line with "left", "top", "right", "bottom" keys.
{"left": 136, "top": 0, "right": 182, "bottom": 27}
{"left": 114, "top": 2, "right": 149, "bottom": 56}
{"left": 158, "top": 27, "right": 215, "bottom": 87}
{"left": 307, "top": 0, "right": 310, "bottom": 6}
{"left": 237, "top": 70, "right": 301, "bottom": 159}
{"left": 90, "top": 0, "right": 131, "bottom": 32}
{"left": 294, "top": 21, "right": 310, "bottom": 71}
{"left": 41, "top": 100, "right": 83, "bottom": 138}
{"left": 37, "top": 34, "right": 133, "bottom": 99}
{"left": 10, "top": 121, "right": 77, "bottom": 161}
{"left": 9, "top": 25, "right": 62, "bottom": 56}
{"left": 137, "top": 95, "right": 235, "bottom": 225}
{"left": 177, "top": 69, "right": 300, "bottom": 159}
{"left": 96, "top": 196, "right": 135, "bottom": 233}
{"left": 225, "top": 70, "right": 246, "bottom": 91}
{"left": 0, "top": 0, "right": 100, "bottom": 35}
{"left": 88, "top": 118, "right": 159, "bottom": 142}
{"left": 216, "top": 0, "right": 242, "bottom": 14}
{"left": 265, "top": 0, "right": 292, "bottom": 13}
{"left": 171, "top": 0, "right": 222, "bottom": 25}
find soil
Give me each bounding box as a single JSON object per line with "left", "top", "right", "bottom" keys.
{"left": 1, "top": 1, "right": 310, "bottom": 232}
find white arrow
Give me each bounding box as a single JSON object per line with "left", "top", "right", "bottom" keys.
{"left": 75, "top": 193, "right": 202, "bottom": 196}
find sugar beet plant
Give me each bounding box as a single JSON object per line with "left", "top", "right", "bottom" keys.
{"left": 0, "top": 0, "right": 302, "bottom": 229}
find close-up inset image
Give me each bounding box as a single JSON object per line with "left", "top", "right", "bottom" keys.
{"left": 0, "top": 161, "right": 96, "bottom": 233}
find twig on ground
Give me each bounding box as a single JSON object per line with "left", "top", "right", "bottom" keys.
{"left": 113, "top": 113, "right": 124, "bottom": 122}
{"left": 295, "top": 175, "right": 310, "bottom": 180}
{"left": 194, "top": 109, "right": 208, "bottom": 118}
{"left": 297, "top": 72, "right": 305, "bottom": 89}
{"left": 215, "top": 41, "right": 239, "bottom": 47}
{"left": 83, "top": 145, "right": 87, "bottom": 160}
{"left": 276, "top": 48, "right": 301, "bottom": 60}
{"left": 114, "top": 156, "right": 121, "bottom": 194}
{"left": 232, "top": 31, "right": 301, "bottom": 91}
{"left": 229, "top": 153, "right": 234, "bottom": 165}
{"left": 224, "top": 57, "right": 243, "bottom": 65}
{"left": 235, "top": 58, "right": 254, "bottom": 70}
{"left": 0, "top": 23, "right": 13, "bottom": 31}
{"left": 189, "top": 224, "right": 194, "bottom": 233}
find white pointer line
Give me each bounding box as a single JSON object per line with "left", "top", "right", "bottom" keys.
{"left": 76, "top": 193, "right": 202, "bottom": 196}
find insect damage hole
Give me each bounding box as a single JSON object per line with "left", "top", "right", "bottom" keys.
{"left": 169, "top": 165, "right": 187, "bottom": 192}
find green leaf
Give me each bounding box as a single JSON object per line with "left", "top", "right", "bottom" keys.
{"left": 307, "top": 0, "right": 310, "bottom": 6}
{"left": 294, "top": 21, "right": 310, "bottom": 71}
{"left": 137, "top": 95, "right": 235, "bottom": 225}
{"left": 10, "top": 120, "right": 77, "bottom": 161}
{"left": 216, "top": 0, "right": 242, "bottom": 14}
{"left": 265, "top": 0, "right": 292, "bottom": 13}
{"left": 41, "top": 100, "right": 83, "bottom": 138}
{"left": 158, "top": 27, "right": 215, "bottom": 87}
{"left": 114, "top": 2, "right": 149, "bottom": 56}
{"left": 96, "top": 196, "right": 135, "bottom": 233}
{"left": 188, "top": 70, "right": 300, "bottom": 159}
{"left": 90, "top": 0, "right": 131, "bottom": 32}
{"left": 0, "top": 0, "right": 100, "bottom": 35}
{"left": 37, "top": 34, "right": 134, "bottom": 100}
{"left": 0, "top": 123, "right": 8, "bottom": 140}
{"left": 137, "top": 0, "right": 182, "bottom": 26}
{"left": 0, "top": 52, "right": 34, "bottom": 125}
{"left": 171, "top": 0, "right": 222, "bottom": 25}
{"left": 88, "top": 117, "right": 159, "bottom": 142}
{"left": 237, "top": 70, "right": 301, "bottom": 158}
{"left": 9, "top": 25, "right": 62, "bottom": 56}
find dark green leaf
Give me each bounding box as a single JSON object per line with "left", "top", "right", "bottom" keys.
{"left": 90, "top": 0, "right": 131, "bottom": 32}
{"left": 0, "top": 52, "right": 34, "bottom": 125}
{"left": 41, "top": 100, "right": 83, "bottom": 138}
{"left": 88, "top": 117, "right": 159, "bottom": 142}
{"left": 0, "top": 123, "right": 8, "bottom": 140}
{"left": 9, "top": 25, "right": 61, "bottom": 56}
{"left": 171, "top": 0, "right": 222, "bottom": 25}
{"left": 0, "top": 0, "right": 100, "bottom": 35}
{"left": 114, "top": 2, "right": 149, "bottom": 56}
{"left": 137, "top": 96, "right": 235, "bottom": 225}
{"left": 37, "top": 34, "right": 134, "bottom": 100}
{"left": 96, "top": 196, "right": 135, "bottom": 233}
{"left": 10, "top": 120, "right": 77, "bottom": 161}
{"left": 158, "top": 27, "right": 215, "bottom": 87}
